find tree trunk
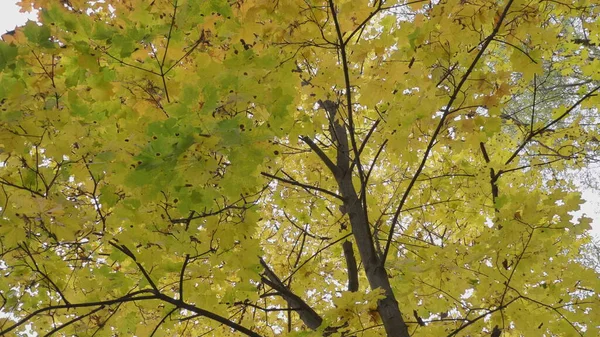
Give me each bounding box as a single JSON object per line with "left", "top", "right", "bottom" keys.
{"left": 316, "top": 100, "right": 410, "bottom": 337}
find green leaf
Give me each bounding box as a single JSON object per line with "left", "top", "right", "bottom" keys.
{"left": 0, "top": 43, "right": 18, "bottom": 71}
{"left": 22, "top": 21, "right": 54, "bottom": 49}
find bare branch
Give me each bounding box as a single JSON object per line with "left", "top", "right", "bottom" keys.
{"left": 259, "top": 258, "right": 323, "bottom": 330}
{"left": 301, "top": 136, "right": 341, "bottom": 177}
{"left": 261, "top": 171, "right": 343, "bottom": 200}
{"left": 342, "top": 240, "right": 358, "bottom": 292}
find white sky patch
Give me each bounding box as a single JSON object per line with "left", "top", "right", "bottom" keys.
{"left": 0, "top": 1, "right": 37, "bottom": 33}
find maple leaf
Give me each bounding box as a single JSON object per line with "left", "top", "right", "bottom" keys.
{"left": 0, "top": 0, "right": 599, "bottom": 336}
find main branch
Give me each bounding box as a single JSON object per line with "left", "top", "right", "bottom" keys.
{"left": 382, "top": 0, "right": 517, "bottom": 265}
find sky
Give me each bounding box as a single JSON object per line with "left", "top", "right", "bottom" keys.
{"left": 0, "top": 1, "right": 37, "bottom": 33}
{"left": 0, "top": 1, "right": 599, "bottom": 238}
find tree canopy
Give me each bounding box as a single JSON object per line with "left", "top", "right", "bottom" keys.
{"left": 1, "top": 0, "right": 599, "bottom": 336}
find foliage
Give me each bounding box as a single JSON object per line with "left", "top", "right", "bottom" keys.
{"left": 1, "top": 0, "right": 599, "bottom": 336}
{"left": 581, "top": 238, "right": 600, "bottom": 272}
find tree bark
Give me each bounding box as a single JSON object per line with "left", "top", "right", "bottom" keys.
{"left": 259, "top": 258, "right": 323, "bottom": 330}
{"left": 342, "top": 240, "right": 358, "bottom": 292}
{"left": 307, "top": 100, "right": 410, "bottom": 337}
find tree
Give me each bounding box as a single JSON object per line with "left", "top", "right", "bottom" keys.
{"left": 0, "top": 0, "right": 599, "bottom": 336}
{"left": 581, "top": 237, "right": 600, "bottom": 272}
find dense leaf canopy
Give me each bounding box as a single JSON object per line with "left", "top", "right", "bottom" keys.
{"left": 1, "top": 0, "right": 600, "bottom": 336}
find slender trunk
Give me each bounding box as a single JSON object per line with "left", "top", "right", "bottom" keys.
{"left": 324, "top": 102, "right": 410, "bottom": 337}
{"left": 337, "top": 173, "right": 410, "bottom": 337}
